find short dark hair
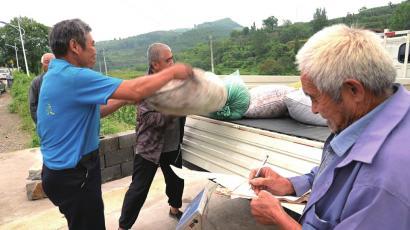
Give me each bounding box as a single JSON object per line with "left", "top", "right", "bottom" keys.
{"left": 49, "top": 19, "right": 91, "bottom": 58}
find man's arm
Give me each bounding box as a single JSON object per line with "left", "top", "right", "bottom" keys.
{"left": 110, "top": 63, "right": 192, "bottom": 102}
{"left": 100, "top": 99, "right": 130, "bottom": 118}
{"left": 288, "top": 166, "right": 318, "bottom": 196}
{"left": 138, "top": 102, "right": 175, "bottom": 128}
{"left": 28, "top": 76, "right": 41, "bottom": 123}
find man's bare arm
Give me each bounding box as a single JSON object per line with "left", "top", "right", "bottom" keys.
{"left": 100, "top": 99, "right": 130, "bottom": 118}
{"left": 110, "top": 63, "right": 192, "bottom": 102}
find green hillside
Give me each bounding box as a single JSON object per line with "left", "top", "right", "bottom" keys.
{"left": 178, "top": 1, "right": 410, "bottom": 75}
{"left": 95, "top": 1, "right": 409, "bottom": 74}
{"left": 95, "top": 18, "right": 242, "bottom": 71}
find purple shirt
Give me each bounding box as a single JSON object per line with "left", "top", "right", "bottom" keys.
{"left": 290, "top": 85, "right": 410, "bottom": 229}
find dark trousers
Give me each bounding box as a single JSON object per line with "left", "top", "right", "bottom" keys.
{"left": 42, "top": 150, "right": 105, "bottom": 230}
{"left": 119, "top": 149, "right": 184, "bottom": 229}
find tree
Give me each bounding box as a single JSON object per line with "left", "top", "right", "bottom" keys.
{"left": 278, "top": 23, "right": 312, "bottom": 43}
{"left": 242, "top": 27, "right": 250, "bottom": 36}
{"left": 389, "top": 1, "right": 410, "bottom": 30}
{"left": 312, "top": 8, "right": 328, "bottom": 33}
{"left": 250, "top": 22, "right": 257, "bottom": 32}
{"left": 250, "top": 30, "right": 269, "bottom": 57}
{"left": 282, "top": 20, "right": 292, "bottom": 27}
{"left": 359, "top": 7, "right": 367, "bottom": 13}
{"left": 344, "top": 12, "right": 356, "bottom": 26}
{"left": 0, "top": 17, "right": 50, "bottom": 74}
{"left": 262, "top": 16, "right": 278, "bottom": 32}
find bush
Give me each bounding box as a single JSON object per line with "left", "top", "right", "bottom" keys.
{"left": 8, "top": 72, "right": 37, "bottom": 147}
{"left": 9, "top": 71, "right": 138, "bottom": 147}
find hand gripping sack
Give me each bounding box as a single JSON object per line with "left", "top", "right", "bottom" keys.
{"left": 145, "top": 68, "right": 227, "bottom": 116}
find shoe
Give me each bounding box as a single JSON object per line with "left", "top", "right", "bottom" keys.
{"left": 169, "top": 209, "right": 183, "bottom": 220}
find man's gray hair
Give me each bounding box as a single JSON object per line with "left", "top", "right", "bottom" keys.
{"left": 147, "top": 43, "right": 171, "bottom": 64}
{"left": 41, "top": 53, "right": 55, "bottom": 64}
{"left": 49, "top": 19, "right": 91, "bottom": 58}
{"left": 296, "top": 24, "right": 396, "bottom": 100}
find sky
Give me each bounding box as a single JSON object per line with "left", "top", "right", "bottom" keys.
{"left": 0, "top": 0, "right": 404, "bottom": 41}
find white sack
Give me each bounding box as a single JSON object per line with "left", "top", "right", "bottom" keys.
{"left": 145, "top": 68, "right": 227, "bottom": 116}
{"left": 244, "top": 85, "right": 294, "bottom": 118}
{"left": 284, "top": 89, "right": 327, "bottom": 126}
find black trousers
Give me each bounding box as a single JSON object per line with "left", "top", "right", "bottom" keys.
{"left": 119, "top": 149, "right": 184, "bottom": 229}
{"left": 42, "top": 150, "right": 105, "bottom": 230}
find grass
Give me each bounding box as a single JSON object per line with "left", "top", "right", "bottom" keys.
{"left": 9, "top": 70, "right": 140, "bottom": 147}
{"left": 8, "top": 72, "right": 38, "bottom": 147}
{"left": 107, "top": 69, "right": 146, "bottom": 80}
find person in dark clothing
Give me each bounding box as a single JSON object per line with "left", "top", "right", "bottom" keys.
{"left": 28, "top": 53, "right": 55, "bottom": 123}
{"left": 119, "top": 43, "right": 186, "bottom": 230}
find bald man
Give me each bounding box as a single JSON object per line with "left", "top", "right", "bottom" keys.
{"left": 29, "top": 53, "right": 55, "bottom": 123}
{"left": 118, "top": 43, "right": 186, "bottom": 229}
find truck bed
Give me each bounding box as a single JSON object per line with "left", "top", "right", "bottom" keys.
{"left": 181, "top": 76, "right": 409, "bottom": 179}
{"left": 181, "top": 115, "right": 325, "bottom": 179}
{"left": 230, "top": 118, "right": 330, "bottom": 142}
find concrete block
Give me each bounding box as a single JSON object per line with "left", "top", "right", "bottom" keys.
{"left": 119, "top": 131, "right": 136, "bottom": 149}
{"left": 99, "top": 136, "right": 119, "bottom": 155}
{"left": 121, "top": 161, "right": 134, "bottom": 177}
{"left": 27, "top": 152, "right": 43, "bottom": 180}
{"left": 101, "top": 165, "right": 121, "bottom": 183}
{"left": 26, "top": 180, "right": 47, "bottom": 200}
{"left": 105, "top": 147, "right": 134, "bottom": 167}
{"left": 100, "top": 155, "right": 105, "bottom": 169}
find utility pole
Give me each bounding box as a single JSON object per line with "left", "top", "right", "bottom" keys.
{"left": 98, "top": 56, "right": 102, "bottom": 73}
{"left": 5, "top": 43, "right": 19, "bottom": 71}
{"left": 103, "top": 48, "right": 108, "bottom": 75}
{"left": 0, "top": 19, "right": 28, "bottom": 76}
{"left": 13, "top": 42, "right": 19, "bottom": 71}
{"left": 17, "top": 18, "right": 29, "bottom": 76}
{"left": 209, "top": 35, "right": 214, "bottom": 73}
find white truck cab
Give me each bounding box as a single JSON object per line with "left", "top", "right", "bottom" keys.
{"left": 381, "top": 29, "right": 410, "bottom": 78}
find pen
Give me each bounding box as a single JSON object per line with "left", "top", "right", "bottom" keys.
{"left": 254, "top": 154, "right": 269, "bottom": 178}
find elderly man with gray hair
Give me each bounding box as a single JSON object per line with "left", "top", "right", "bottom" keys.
{"left": 29, "top": 52, "right": 55, "bottom": 123}
{"left": 118, "top": 43, "right": 186, "bottom": 230}
{"left": 248, "top": 24, "right": 410, "bottom": 229}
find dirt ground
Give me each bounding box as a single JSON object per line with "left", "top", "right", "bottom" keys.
{"left": 0, "top": 91, "right": 31, "bottom": 153}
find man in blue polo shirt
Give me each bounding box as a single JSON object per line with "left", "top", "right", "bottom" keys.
{"left": 37, "top": 19, "right": 192, "bottom": 230}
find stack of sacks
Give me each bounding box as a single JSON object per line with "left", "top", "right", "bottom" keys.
{"left": 209, "top": 70, "right": 251, "bottom": 120}
{"left": 245, "top": 85, "right": 295, "bottom": 118}
{"left": 284, "top": 89, "right": 327, "bottom": 126}
{"left": 145, "top": 68, "right": 227, "bottom": 116}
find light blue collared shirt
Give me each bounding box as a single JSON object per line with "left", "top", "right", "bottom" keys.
{"left": 289, "top": 85, "right": 410, "bottom": 229}
{"left": 330, "top": 97, "right": 390, "bottom": 157}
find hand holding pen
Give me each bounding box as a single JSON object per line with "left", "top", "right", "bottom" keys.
{"left": 249, "top": 155, "right": 269, "bottom": 193}
{"left": 254, "top": 155, "right": 269, "bottom": 178}
{"left": 249, "top": 155, "right": 295, "bottom": 196}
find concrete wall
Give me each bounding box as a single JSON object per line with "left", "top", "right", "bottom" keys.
{"left": 99, "top": 130, "right": 136, "bottom": 183}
